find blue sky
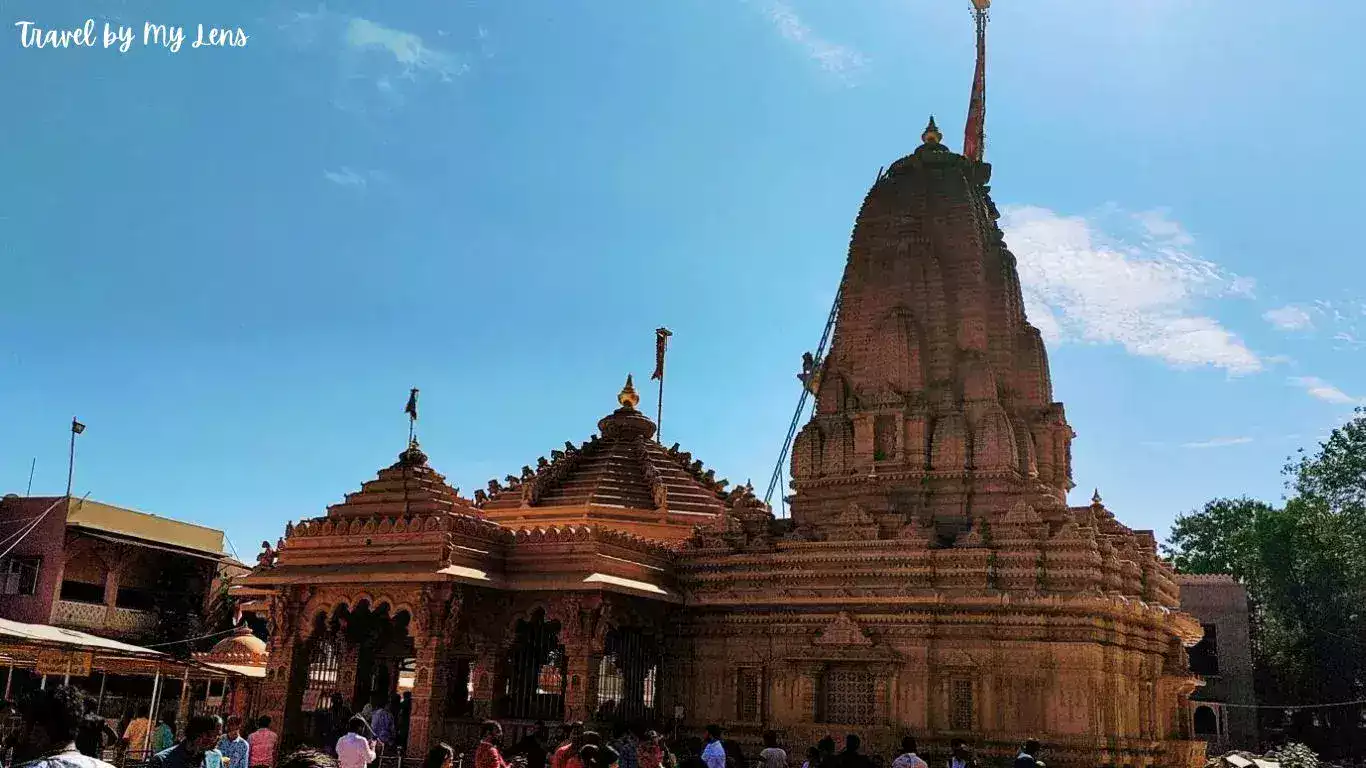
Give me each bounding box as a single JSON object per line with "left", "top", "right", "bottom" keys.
{"left": 3, "top": 0, "right": 1363, "bottom": 558}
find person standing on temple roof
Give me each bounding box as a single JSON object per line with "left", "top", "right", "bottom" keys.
{"left": 11, "top": 686, "right": 117, "bottom": 768}
{"left": 1012, "top": 741, "right": 1042, "bottom": 768}
{"left": 474, "top": 721, "right": 510, "bottom": 768}
{"left": 946, "top": 740, "right": 976, "bottom": 768}
{"left": 217, "top": 717, "right": 251, "bottom": 768}
{"left": 148, "top": 715, "right": 224, "bottom": 768}
{"left": 824, "top": 736, "right": 873, "bottom": 768}
{"left": 759, "top": 732, "right": 786, "bottom": 768}
{"left": 551, "top": 722, "right": 584, "bottom": 768}
{"left": 247, "top": 717, "right": 278, "bottom": 768}
{"left": 890, "top": 737, "right": 926, "bottom": 768}
{"left": 334, "top": 718, "right": 375, "bottom": 768}
{"left": 699, "top": 726, "right": 725, "bottom": 768}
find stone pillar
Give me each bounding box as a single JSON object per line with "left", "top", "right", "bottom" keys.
{"left": 562, "top": 642, "right": 599, "bottom": 722}
{"left": 407, "top": 633, "right": 451, "bottom": 754}
{"left": 261, "top": 634, "right": 301, "bottom": 744}
{"left": 469, "top": 644, "right": 499, "bottom": 720}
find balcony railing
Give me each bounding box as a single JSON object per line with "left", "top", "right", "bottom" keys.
{"left": 52, "top": 599, "right": 106, "bottom": 630}
{"left": 52, "top": 600, "right": 158, "bottom": 636}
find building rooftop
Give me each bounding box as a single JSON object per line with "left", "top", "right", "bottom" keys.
{"left": 8, "top": 496, "right": 232, "bottom": 558}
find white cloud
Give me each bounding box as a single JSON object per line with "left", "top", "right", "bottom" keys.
{"left": 762, "top": 1, "right": 867, "bottom": 79}
{"left": 323, "top": 168, "right": 367, "bottom": 188}
{"left": 345, "top": 18, "right": 466, "bottom": 81}
{"left": 1264, "top": 304, "right": 1314, "bottom": 332}
{"left": 1182, "top": 437, "right": 1254, "bottom": 449}
{"left": 1290, "top": 376, "right": 1362, "bottom": 405}
{"left": 1001, "top": 205, "right": 1262, "bottom": 375}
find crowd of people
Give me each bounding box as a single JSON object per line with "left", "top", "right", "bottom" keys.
{"left": 463, "top": 720, "right": 1045, "bottom": 768}
{"left": 0, "top": 686, "right": 1048, "bottom": 768}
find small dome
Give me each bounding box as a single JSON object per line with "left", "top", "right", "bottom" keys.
{"left": 204, "top": 626, "right": 267, "bottom": 661}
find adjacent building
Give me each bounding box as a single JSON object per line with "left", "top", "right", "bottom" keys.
{"left": 0, "top": 494, "right": 245, "bottom": 642}
{"left": 1179, "top": 574, "right": 1258, "bottom": 752}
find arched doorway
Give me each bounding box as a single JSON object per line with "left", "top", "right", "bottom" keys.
{"left": 289, "top": 601, "right": 416, "bottom": 750}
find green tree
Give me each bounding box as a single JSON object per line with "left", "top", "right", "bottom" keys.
{"left": 1165, "top": 409, "right": 1366, "bottom": 750}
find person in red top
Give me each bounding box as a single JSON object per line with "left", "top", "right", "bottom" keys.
{"left": 475, "top": 722, "right": 510, "bottom": 768}
{"left": 551, "top": 723, "right": 585, "bottom": 768}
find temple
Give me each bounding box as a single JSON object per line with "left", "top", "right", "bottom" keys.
{"left": 235, "top": 5, "right": 1207, "bottom": 765}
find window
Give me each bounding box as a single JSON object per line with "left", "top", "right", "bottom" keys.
{"left": 820, "top": 667, "right": 875, "bottom": 725}
{"left": 1188, "top": 624, "right": 1220, "bottom": 676}
{"left": 60, "top": 580, "right": 104, "bottom": 604}
{"left": 0, "top": 557, "right": 41, "bottom": 596}
{"left": 1193, "top": 705, "right": 1218, "bottom": 736}
{"left": 950, "top": 679, "right": 974, "bottom": 731}
{"left": 736, "top": 668, "right": 761, "bottom": 722}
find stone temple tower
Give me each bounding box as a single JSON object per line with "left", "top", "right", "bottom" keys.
{"left": 673, "top": 7, "right": 1208, "bottom": 766}
{"left": 789, "top": 116, "right": 1076, "bottom": 544}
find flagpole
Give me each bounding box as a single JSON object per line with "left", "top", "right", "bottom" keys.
{"left": 65, "top": 418, "right": 78, "bottom": 499}
{"left": 652, "top": 328, "right": 672, "bottom": 443}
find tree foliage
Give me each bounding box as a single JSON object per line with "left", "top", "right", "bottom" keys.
{"left": 1164, "top": 408, "right": 1366, "bottom": 745}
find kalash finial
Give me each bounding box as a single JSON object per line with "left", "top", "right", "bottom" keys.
{"left": 1091, "top": 488, "right": 1103, "bottom": 506}
{"left": 618, "top": 374, "right": 641, "bottom": 409}
{"left": 922, "top": 116, "right": 943, "bottom": 146}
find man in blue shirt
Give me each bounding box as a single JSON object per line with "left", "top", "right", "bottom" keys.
{"left": 217, "top": 717, "right": 250, "bottom": 768}
{"left": 149, "top": 715, "right": 223, "bottom": 768}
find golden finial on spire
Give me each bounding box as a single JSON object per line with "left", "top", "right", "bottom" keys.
{"left": 618, "top": 374, "right": 641, "bottom": 409}
{"left": 921, "top": 116, "right": 942, "bottom": 145}
{"left": 1091, "top": 488, "right": 1103, "bottom": 505}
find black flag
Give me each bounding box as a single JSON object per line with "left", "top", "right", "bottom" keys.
{"left": 71, "top": 419, "right": 85, "bottom": 435}
{"left": 404, "top": 389, "right": 419, "bottom": 422}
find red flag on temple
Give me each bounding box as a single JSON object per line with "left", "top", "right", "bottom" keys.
{"left": 651, "top": 328, "right": 672, "bottom": 381}
{"left": 962, "top": 2, "right": 988, "bottom": 162}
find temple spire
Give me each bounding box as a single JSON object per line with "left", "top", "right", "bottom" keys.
{"left": 963, "top": 0, "right": 989, "bottom": 162}
{"left": 921, "top": 116, "right": 942, "bottom": 146}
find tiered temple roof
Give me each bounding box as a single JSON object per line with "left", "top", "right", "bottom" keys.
{"left": 476, "top": 376, "right": 732, "bottom": 543}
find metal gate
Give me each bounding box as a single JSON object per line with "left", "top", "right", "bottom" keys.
{"left": 497, "top": 612, "right": 565, "bottom": 721}
{"left": 594, "top": 627, "right": 660, "bottom": 723}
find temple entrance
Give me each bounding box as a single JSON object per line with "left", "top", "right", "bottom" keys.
{"left": 289, "top": 600, "right": 416, "bottom": 751}
{"left": 594, "top": 627, "right": 661, "bottom": 724}
{"left": 497, "top": 610, "right": 565, "bottom": 722}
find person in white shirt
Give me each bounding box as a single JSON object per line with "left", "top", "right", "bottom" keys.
{"left": 700, "top": 726, "right": 726, "bottom": 768}
{"left": 890, "top": 737, "right": 927, "bottom": 768}
{"left": 335, "top": 718, "right": 376, "bottom": 768}
{"left": 758, "top": 732, "right": 786, "bottom": 768}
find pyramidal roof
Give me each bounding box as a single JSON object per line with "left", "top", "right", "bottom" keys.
{"left": 476, "top": 376, "right": 741, "bottom": 539}
{"left": 326, "top": 440, "right": 483, "bottom": 519}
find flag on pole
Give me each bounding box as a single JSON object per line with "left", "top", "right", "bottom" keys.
{"left": 404, "top": 389, "right": 419, "bottom": 422}
{"left": 71, "top": 419, "right": 85, "bottom": 435}
{"left": 962, "top": 0, "right": 989, "bottom": 162}
{"left": 651, "top": 328, "right": 672, "bottom": 381}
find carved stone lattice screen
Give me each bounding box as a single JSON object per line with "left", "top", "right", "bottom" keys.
{"left": 822, "top": 667, "right": 875, "bottom": 725}
{"left": 950, "top": 679, "right": 974, "bottom": 731}
{"left": 736, "top": 669, "right": 761, "bottom": 722}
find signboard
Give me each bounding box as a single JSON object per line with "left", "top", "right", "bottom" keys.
{"left": 34, "top": 649, "right": 93, "bottom": 677}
